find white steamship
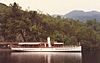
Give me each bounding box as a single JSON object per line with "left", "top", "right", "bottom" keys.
{"left": 10, "top": 37, "right": 81, "bottom": 52}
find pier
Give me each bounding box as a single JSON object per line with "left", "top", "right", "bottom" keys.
{"left": 0, "top": 42, "right": 18, "bottom": 48}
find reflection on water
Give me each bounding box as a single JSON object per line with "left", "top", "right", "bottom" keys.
{"left": 82, "top": 51, "right": 100, "bottom": 63}
{"left": 0, "top": 51, "right": 82, "bottom": 63}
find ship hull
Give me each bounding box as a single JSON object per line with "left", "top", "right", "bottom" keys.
{"left": 11, "top": 46, "right": 81, "bottom": 52}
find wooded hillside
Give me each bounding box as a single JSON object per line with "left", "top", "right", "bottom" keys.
{"left": 0, "top": 2, "right": 100, "bottom": 47}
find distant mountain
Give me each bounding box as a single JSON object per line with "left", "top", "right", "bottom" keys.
{"left": 64, "top": 10, "right": 100, "bottom": 21}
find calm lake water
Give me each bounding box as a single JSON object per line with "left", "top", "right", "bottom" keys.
{"left": 0, "top": 51, "right": 81, "bottom": 63}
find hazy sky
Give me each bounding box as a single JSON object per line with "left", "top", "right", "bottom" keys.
{"left": 0, "top": 0, "right": 100, "bottom": 15}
